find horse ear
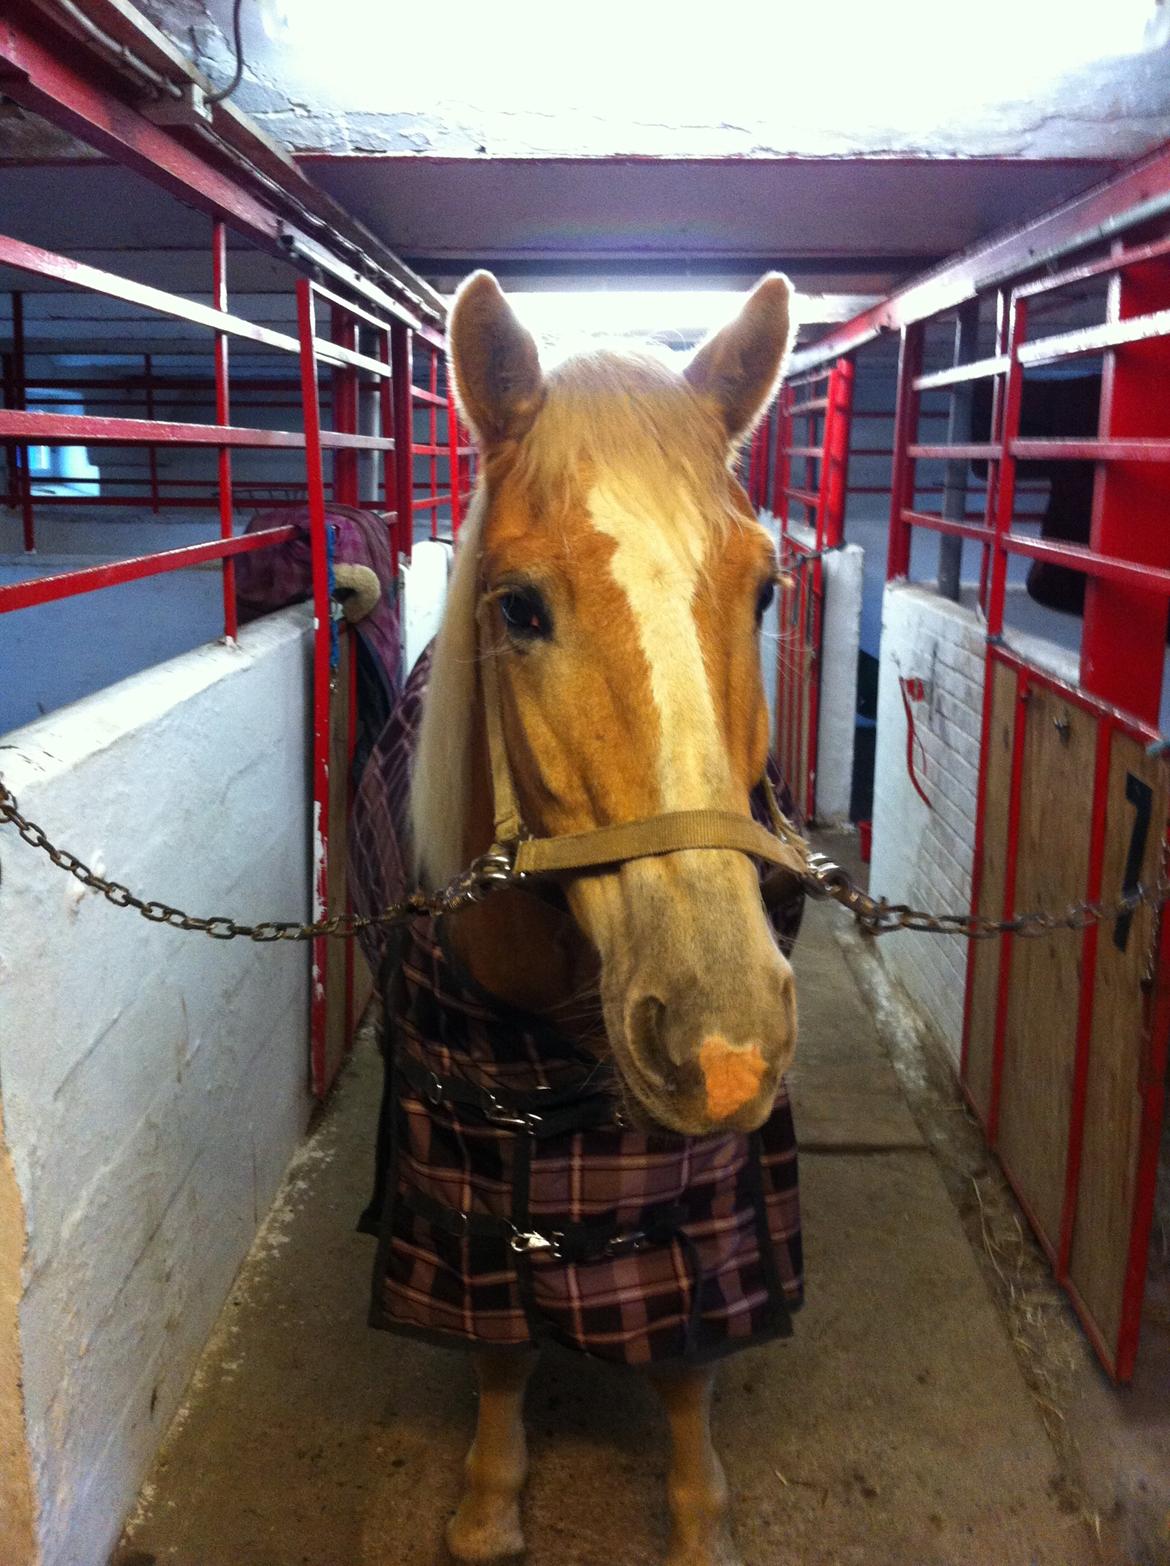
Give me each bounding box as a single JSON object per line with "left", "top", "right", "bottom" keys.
{"left": 683, "top": 273, "right": 795, "bottom": 444}
{"left": 448, "top": 271, "right": 544, "bottom": 447}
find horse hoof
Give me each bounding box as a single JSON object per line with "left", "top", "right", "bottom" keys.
{"left": 445, "top": 1499, "right": 526, "bottom": 1562}
{"left": 664, "top": 1531, "right": 744, "bottom": 1566}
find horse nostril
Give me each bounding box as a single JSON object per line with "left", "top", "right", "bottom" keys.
{"left": 628, "top": 994, "right": 670, "bottom": 1087}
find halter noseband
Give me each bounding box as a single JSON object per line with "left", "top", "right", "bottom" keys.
{"left": 476, "top": 596, "right": 809, "bottom": 884}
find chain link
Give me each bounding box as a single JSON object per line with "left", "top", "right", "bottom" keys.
{"left": 1, "top": 774, "right": 1165, "bottom": 944}
{"left": 0, "top": 777, "right": 515, "bottom": 941}
{"left": 800, "top": 852, "right": 1169, "bottom": 939}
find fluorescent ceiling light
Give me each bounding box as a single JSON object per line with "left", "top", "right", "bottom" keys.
{"left": 501, "top": 290, "right": 880, "bottom": 353}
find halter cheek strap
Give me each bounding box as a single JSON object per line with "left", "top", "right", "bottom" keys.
{"left": 476, "top": 595, "right": 810, "bottom": 882}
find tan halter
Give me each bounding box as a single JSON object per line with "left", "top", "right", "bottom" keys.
{"left": 476, "top": 597, "right": 809, "bottom": 883}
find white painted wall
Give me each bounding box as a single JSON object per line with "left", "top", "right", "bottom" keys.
{"left": 791, "top": 523, "right": 862, "bottom": 825}
{"left": 0, "top": 606, "right": 314, "bottom": 1566}
{"left": 869, "top": 584, "right": 986, "bottom": 1065}
{"left": 401, "top": 537, "right": 452, "bottom": 675}
{"left": 759, "top": 512, "right": 862, "bottom": 823}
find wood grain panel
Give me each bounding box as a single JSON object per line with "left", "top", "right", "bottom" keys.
{"left": 996, "top": 686, "right": 1094, "bottom": 1246}
{"left": 963, "top": 659, "right": 1017, "bottom": 1121}
{"left": 1069, "top": 737, "right": 1168, "bottom": 1359}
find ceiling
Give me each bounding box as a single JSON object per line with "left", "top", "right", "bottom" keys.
{"left": 304, "top": 155, "right": 1120, "bottom": 300}
{"left": 5, "top": 0, "right": 1170, "bottom": 354}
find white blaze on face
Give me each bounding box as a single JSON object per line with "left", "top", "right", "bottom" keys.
{"left": 588, "top": 480, "right": 730, "bottom": 809}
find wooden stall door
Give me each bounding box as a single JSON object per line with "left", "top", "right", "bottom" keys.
{"left": 963, "top": 656, "right": 1170, "bottom": 1379}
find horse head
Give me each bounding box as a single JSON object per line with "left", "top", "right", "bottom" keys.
{"left": 413, "top": 272, "right": 798, "bottom": 1137}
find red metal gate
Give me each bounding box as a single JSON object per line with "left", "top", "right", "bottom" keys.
{"left": 0, "top": 6, "right": 471, "bottom": 1100}
{"left": 845, "top": 200, "right": 1170, "bottom": 1380}
{"left": 767, "top": 359, "right": 853, "bottom": 823}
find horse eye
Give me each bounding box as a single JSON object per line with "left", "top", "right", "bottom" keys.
{"left": 756, "top": 578, "right": 776, "bottom": 622}
{"left": 499, "top": 587, "right": 553, "bottom": 641}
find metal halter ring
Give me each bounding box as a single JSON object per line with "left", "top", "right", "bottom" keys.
{"left": 801, "top": 854, "right": 853, "bottom": 900}
{"left": 470, "top": 847, "right": 520, "bottom": 890}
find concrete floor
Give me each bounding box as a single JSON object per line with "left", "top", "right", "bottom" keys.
{"left": 115, "top": 895, "right": 1111, "bottom": 1566}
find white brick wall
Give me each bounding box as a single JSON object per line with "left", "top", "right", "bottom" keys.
{"left": 869, "top": 584, "right": 987, "bottom": 1064}
{"left": 0, "top": 607, "right": 314, "bottom": 1566}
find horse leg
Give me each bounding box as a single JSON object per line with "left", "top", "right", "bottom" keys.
{"left": 446, "top": 1348, "right": 539, "bottom": 1562}
{"left": 651, "top": 1364, "right": 742, "bottom": 1566}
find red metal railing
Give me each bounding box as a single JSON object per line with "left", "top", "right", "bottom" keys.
{"left": 0, "top": 4, "right": 483, "bottom": 1098}
{"left": 757, "top": 358, "right": 854, "bottom": 821}
{"left": 0, "top": 230, "right": 475, "bottom": 1101}
{"left": 785, "top": 154, "right": 1170, "bottom": 1382}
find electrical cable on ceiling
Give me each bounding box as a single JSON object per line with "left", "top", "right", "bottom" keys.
{"left": 207, "top": 0, "right": 247, "bottom": 104}
{"left": 43, "top": 0, "right": 440, "bottom": 322}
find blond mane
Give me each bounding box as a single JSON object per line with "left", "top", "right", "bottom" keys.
{"left": 409, "top": 349, "right": 750, "bottom": 888}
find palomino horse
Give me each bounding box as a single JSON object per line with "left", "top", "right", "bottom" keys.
{"left": 373, "top": 273, "right": 801, "bottom": 1566}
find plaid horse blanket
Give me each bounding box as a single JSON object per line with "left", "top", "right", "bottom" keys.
{"left": 357, "top": 649, "right": 805, "bottom": 1367}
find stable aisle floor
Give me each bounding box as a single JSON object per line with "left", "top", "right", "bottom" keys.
{"left": 116, "top": 896, "right": 1105, "bottom": 1566}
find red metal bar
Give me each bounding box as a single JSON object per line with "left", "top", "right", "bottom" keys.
{"left": 970, "top": 643, "right": 1162, "bottom": 740}
{"left": 447, "top": 380, "right": 463, "bottom": 537}
{"left": 1015, "top": 228, "right": 1170, "bottom": 301}
{"left": 0, "top": 524, "right": 295, "bottom": 613}
{"left": 309, "top": 278, "right": 401, "bottom": 340}
{"left": 785, "top": 366, "right": 833, "bottom": 390}
{"left": 899, "top": 510, "right": 994, "bottom": 545}
{"left": 908, "top": 443, "right": 1000, "bottom": 461}
{"left": 978, "top": 291, "right": 1009, "bottom": 613}
{"left": 0, "top": 233, "right": 300, "bottom": 356}
{"left": 428, "top": 345, "right": 439, "bottom": 538}
{"left": 0, "top": 410, "right": 391, "bottom": 450}
{"left": 379, "top": 327, "right": 398, "bottom": 574}
{"left": 806, "top": 563, "right": 823, "bottom": 815}
{"left": 13, "top": 489, "right": 310, "bottom": 508}
{"left": 22, "top": 374, "right": 304, "bottom": 395}
{"left": 143, "top": 353, "right": 160, "bottom": 515}
{"left": 788, "top": 136, "right": 1170, "bottom": 375}
{"left": 886, "top": 323, "right": 923, "bottom": 580}
{"left": 0, "top": 233, "right": 390, "bottom": 384}
{"left": 1001, "top": 534, "right": 1170, "bottom": 595}
{"left": 1018, "top": 307, "right": 1170, "bottom": 367}
{"left": 985, "top": 295, "right": 1028, "bottom": 637}
{"left": 914, "top": 355, "right": 1011, "bottom": 393}
{"left": 11, "top": 291, "right": 33, "bottom": 552}
{"left": 1081, "top": 257, "right": 1170, "bottom": 724}
{"left": 295, "top": 279, "right": 334, "bottom": 1098}
{"left": 822, "top": 359, "right": 854, "bottom": 548}
{"left": 212, "top": 221, "right": 237, "bottom": 642}
{"left": 345, "top": 633, "right": 358, "bottom": 1046}
{"left": 330, "top": 303, "right": 359, "bottom": 507}
{"left": 1012, "top": 437, "right": 1170, "bottom": 462}
{"left": 773, "top": 384, "right": 792, "bottom": 522}
{"left": 986, "top": 666, "right": 1030, "bottom": 1145}
{"left": 391, "top": 320, "right": 414, "bottom": 561}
